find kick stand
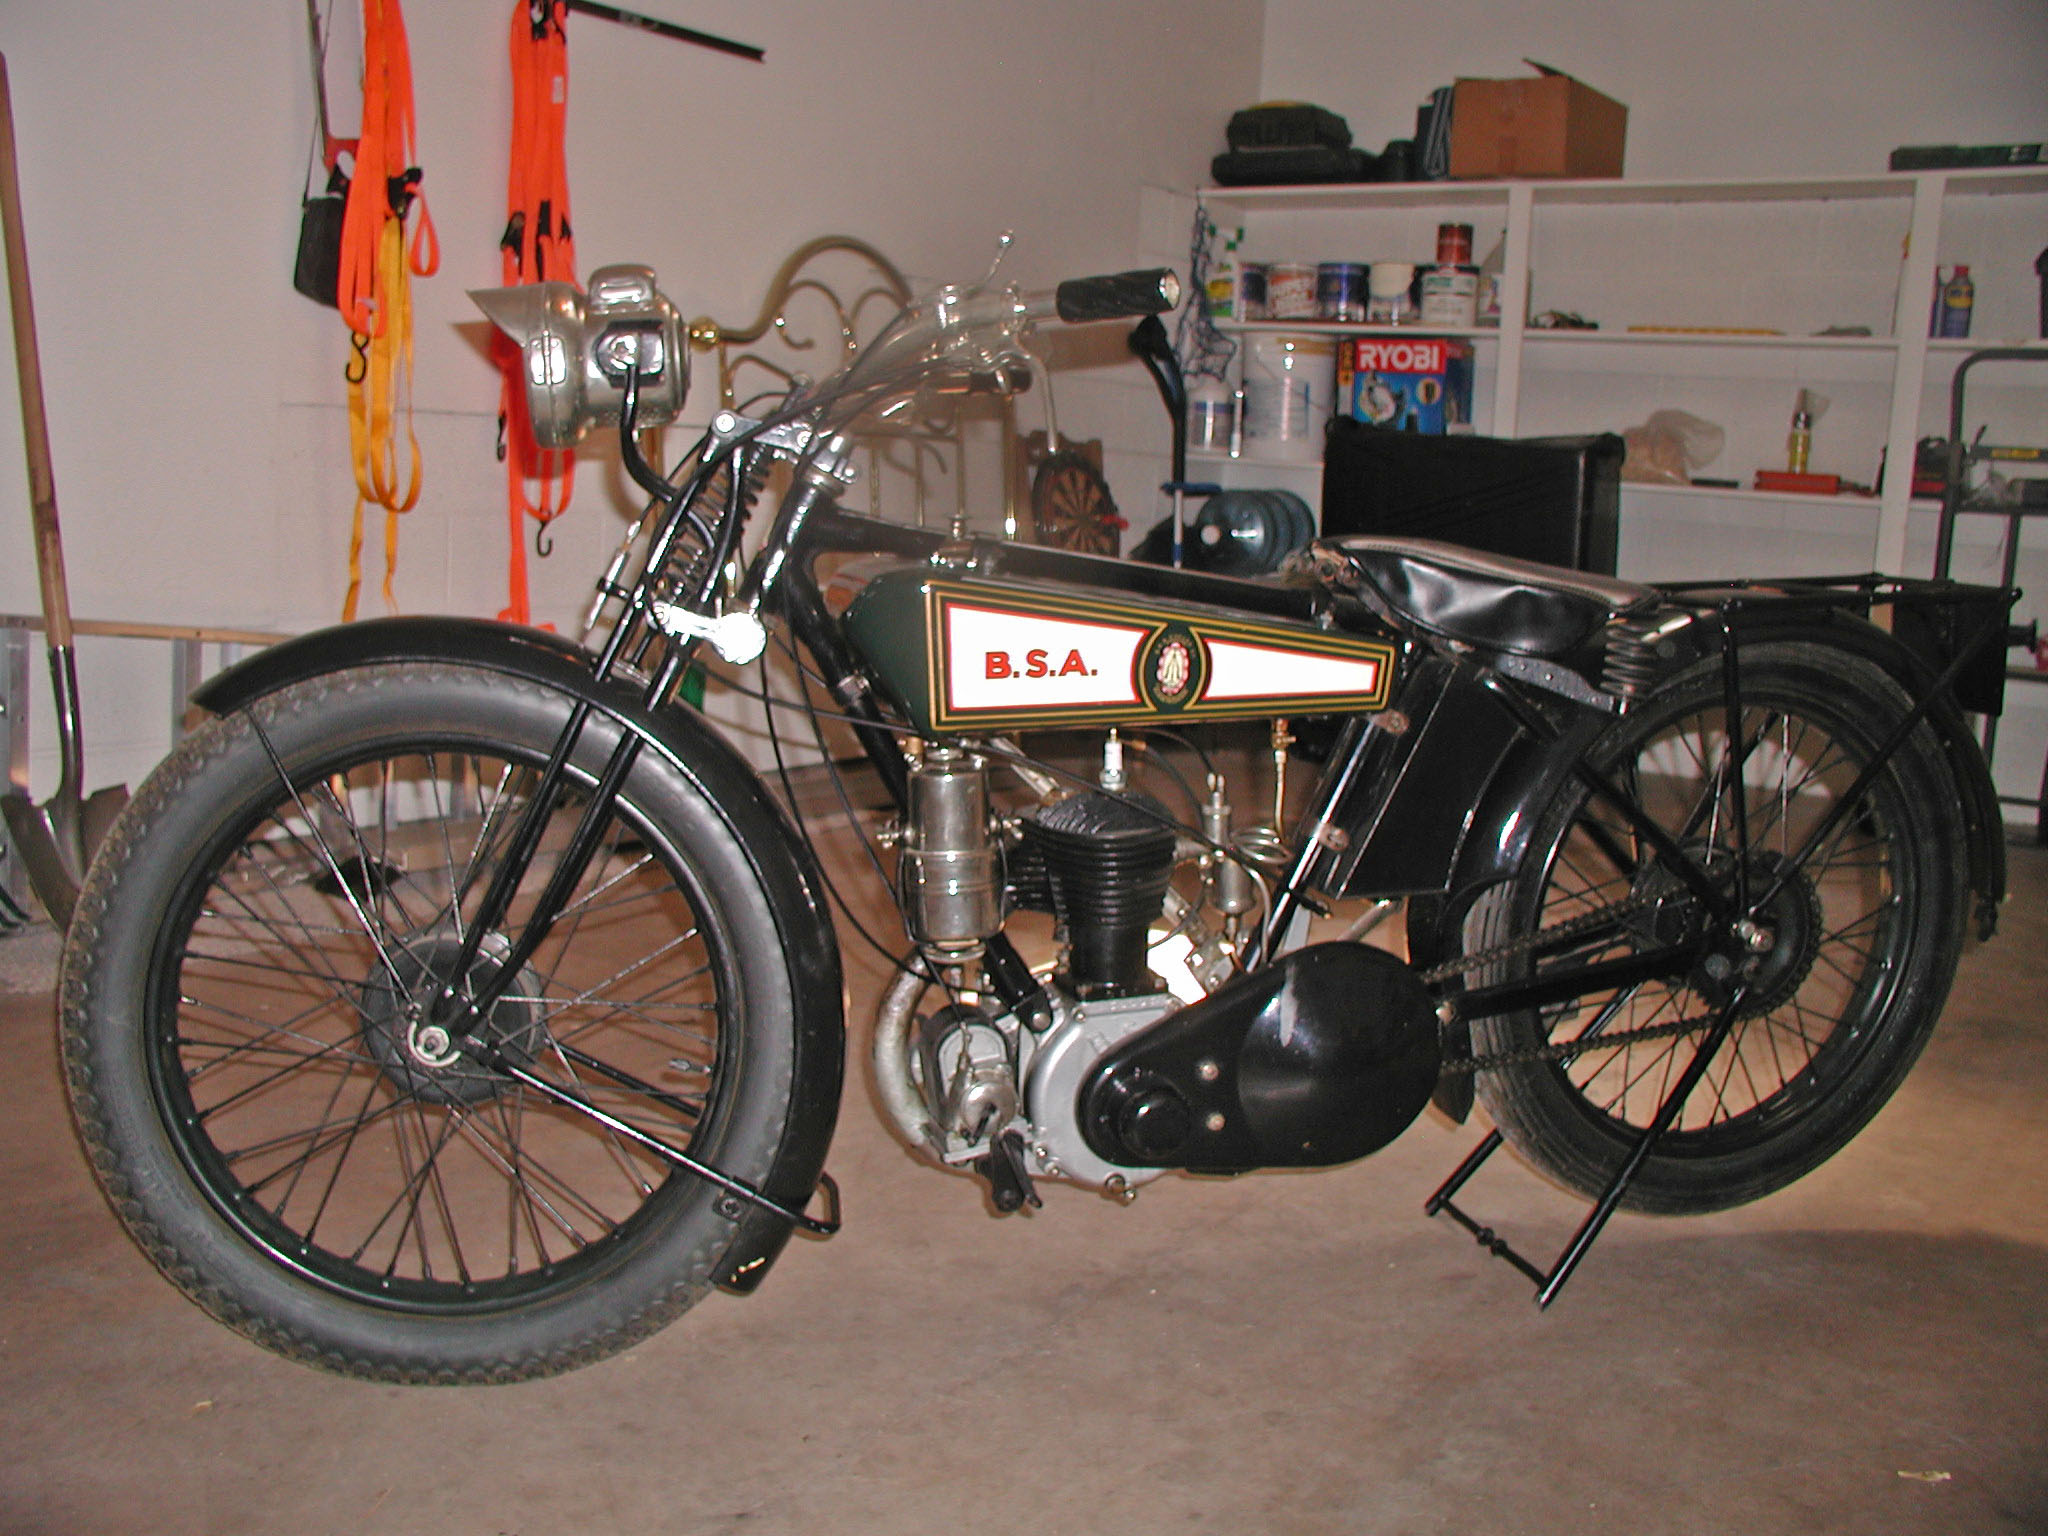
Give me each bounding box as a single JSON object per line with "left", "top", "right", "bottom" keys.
{"left": 1426, "top": 1001, "right": 1741, "bottom": 1307}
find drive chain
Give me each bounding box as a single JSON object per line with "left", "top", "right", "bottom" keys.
{"left": 1421, "top": 889, "right": 1708, "bottom": 1076}
{"left": 1436, "top": 1011, "right": 1711, "bottom": 1075}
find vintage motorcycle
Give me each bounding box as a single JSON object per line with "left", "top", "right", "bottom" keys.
{"left": 57, "top": 253, "right": 2015, "bottom": 1383}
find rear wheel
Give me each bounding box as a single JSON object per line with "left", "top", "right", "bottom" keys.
{"left": 61, "top": 664, "right": 809, "bottom": 1381}
{"left": 1467, "top": 643, "right": 1968, "bottom": 1214}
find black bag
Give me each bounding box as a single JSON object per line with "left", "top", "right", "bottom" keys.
{"left": 293, "top": 164, "right": 348, "bottom": 308}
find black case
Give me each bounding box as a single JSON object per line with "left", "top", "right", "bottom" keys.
{"left": 1211, "top": 145, "right": 1377, "bottom": 186}
{"left": 1226, "top": 103, "right": 1352, "bottom": 152}
{"left": 1320, "top": 419, "right": 1625, "bottom": 574}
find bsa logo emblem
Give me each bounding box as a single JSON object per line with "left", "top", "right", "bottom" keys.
{"left": 1139, "top": 625, "right": 1203, "bottom": 712}
{"left": 1153, "top": 636, "right": 1193, "bottom": 702}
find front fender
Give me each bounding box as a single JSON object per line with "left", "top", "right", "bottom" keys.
{"left": 194, "top": 615, "right": 598, "bottom": 717}
{"left": 197, "top": 615, "right": 845, "bottom": 1293}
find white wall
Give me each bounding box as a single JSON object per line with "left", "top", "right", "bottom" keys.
{"left": 1258, "top": 0, "right": 2048, "bottom": 817}
{"left": 6, "top": 0, "right": 2046, "bottom": 813}
{"left": 0, "top": 1, "right": 1262, "bottom": 798}
{"left": 1258, "top": 0, "right": 2048, "bottom": 179}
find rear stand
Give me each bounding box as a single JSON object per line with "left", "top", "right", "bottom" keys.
{"left": 1425, "top": 999, "right": 1742, "bottom": 1307}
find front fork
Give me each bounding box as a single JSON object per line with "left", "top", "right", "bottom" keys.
{"left": 413, "top": 398, "right": 844, "bottom": 1233}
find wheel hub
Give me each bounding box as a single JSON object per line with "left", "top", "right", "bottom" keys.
{"left": 359, "top": 931, "right": 547, "bottom": 1107}
{"left": 1629, "top": 846, "right": 1823, "bottom": 1019}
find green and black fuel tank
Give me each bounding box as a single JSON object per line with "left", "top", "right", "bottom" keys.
{"left": 837, "top": 560, "right": 1400, "bottom": 737}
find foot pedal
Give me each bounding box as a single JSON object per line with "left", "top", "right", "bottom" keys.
{"left": 974, "top": 1130, "right": 1042, "bottom": 1214}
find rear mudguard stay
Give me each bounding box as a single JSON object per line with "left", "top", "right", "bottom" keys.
{"left": 193, "top": 616, "right": 845, "bottom": 1292}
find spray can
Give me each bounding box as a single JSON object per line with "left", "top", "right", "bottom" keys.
{"left": 1931, "top": 265, "right": 1974, "bottom": 338}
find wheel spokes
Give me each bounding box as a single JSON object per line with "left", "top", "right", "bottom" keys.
{"left": 171, "top": 744, "right": 722, "bottom": 1299}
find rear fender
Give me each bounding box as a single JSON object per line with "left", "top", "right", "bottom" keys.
{"left": 1650, "top": 603, "right": 2006, "bottom": 930}
{"left": 195, "top": 616, "right": 845, "bottom": 1292}
{"left": 1411, "top": 606, "right": 2006, "bottom": 1122}
{"left": 1421, "top": 605, "right": 2005, "bottom": 937}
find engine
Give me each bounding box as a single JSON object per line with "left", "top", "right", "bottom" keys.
{"left": 872, "top": 735, "right": 1439, "bottom": 1210}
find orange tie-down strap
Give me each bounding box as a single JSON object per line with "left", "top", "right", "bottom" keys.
{"left": 338, "top": 0, "right": 438, "bottom": 340}
{"left": 335, "top": 0, "right": 438, "bottom": 620}
{"left": 343, "top": 218, "right": 423, "bottom": 621}
{"left": 498, "top": 0, "right": 577, "bottom": 625}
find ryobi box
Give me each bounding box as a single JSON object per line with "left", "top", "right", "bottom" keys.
{"left": 1338, "top": 336, "right": 1474, "bottom": 435}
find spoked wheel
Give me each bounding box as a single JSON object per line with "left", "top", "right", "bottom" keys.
{"left": 1030, "top": 449, "right": 1125, "bottom": 555}
{"left": 60, "top": 664, "right": 820, "bottom": 1381}
{"left": 1466, "top": 643, "right": 1968, "bottom": 1214}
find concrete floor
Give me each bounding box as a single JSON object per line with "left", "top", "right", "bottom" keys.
{"left": 2, "top": 835, "right": 2044, "bottom": 1536}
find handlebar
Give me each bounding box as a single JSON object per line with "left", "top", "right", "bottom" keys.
{"left": 822, "top": 265, "right": 1183, "bottom": 411}
{"left": 1054, "top": 268, "right": 1182, "bottom": 323}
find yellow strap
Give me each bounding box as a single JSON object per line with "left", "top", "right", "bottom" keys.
{"left": 343, "top": 218, "right": 422, "bottom": 618}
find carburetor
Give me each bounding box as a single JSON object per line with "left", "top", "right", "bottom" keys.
{"left": 897, "top": 746, "right": 1002, "bottom": 958}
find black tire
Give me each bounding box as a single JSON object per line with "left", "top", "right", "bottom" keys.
{"left": 60, "top": 664, "right": 808, "bottom": 1382}
{"left": 1467, "top": 643, "right": 1968, "bottom": 1214}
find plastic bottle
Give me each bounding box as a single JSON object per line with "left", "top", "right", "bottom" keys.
{"left": 1207, "top": 228, "right": 1259, "bottom": 321}
{"left": 1787, "top": 407, "right": 1812, "bottom": 474}
{"left": 1188, "top": 375, "right": 1236, "bottom": 455}
{"left": 1476, "top": 234, "right": 1505, "bottom": 326}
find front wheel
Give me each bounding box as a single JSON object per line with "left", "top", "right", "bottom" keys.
{"left": 1466, "top": 643, "right": 1969, "bottom": 1215}
{"left": 60, "top": 664, "right": 816, "bottom": 1382}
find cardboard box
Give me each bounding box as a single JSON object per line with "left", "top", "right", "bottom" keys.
{"left": 1337, "top": 336, "right": 1474, "bottom": 435}
{"left": 1450, "top": 66, "right": 1626, "bottom": 179}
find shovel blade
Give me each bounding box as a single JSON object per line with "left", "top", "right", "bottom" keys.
{"left": 1, "top": 789, "right": 84, "bottom": 927}
{"left": 81, "top": 782, "right": 127, "bottom": 864}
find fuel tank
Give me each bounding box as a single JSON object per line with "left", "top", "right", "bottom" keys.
{"left": 839, "top": 564, "right": 1399, "bottom": 736}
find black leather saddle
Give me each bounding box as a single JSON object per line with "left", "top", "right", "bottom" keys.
{"left": 1311, "top": 537, "right": 1656, "bottom": 658}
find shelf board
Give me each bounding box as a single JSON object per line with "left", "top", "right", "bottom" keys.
{"left": 1622, "top": 481, "right": 1884, "bottom": 507}
{"left": 1925, "top": 337, "right": 2048, "bottom": 355}
{"left": 1217, "top": 320, "right": 1497, "bottom": 342}
{"left": 1199, "top": 182, "right": 1512, "bottom": 213}
{"left": 1526, "top": 329, "right": 1899, "bottom": 352}
{"left": 1199, "top": 166, "right": 2048, "bottom": 212}
{"left": 1186, "top": 448, "right": 1325, "bottom": 472}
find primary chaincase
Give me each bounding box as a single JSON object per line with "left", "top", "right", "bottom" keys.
{"left": 1079, "top": 942, "right": 1440, "bottom": 1171}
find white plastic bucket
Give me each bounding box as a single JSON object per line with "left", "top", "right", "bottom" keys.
{"left": 1241, "top": 334, "right": 1334, "bottom": 462}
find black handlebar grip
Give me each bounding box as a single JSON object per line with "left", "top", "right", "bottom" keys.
{"left": 1054, "top": 268, "right": 1182, "bottom": 323}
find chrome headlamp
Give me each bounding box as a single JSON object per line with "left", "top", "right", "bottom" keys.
{"left": 470, "top": 264, "right": 689, "bottom": 451}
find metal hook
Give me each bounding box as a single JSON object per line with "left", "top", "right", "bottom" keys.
{"left": 535, "top": 520, "right": 554, "bottom": 559}
{"left": 344, "top": 331, "right": 370, "bottom": 385}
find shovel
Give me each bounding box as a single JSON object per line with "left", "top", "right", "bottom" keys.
{"left": 0, "top": 54, "right": 125, "bottom": 926}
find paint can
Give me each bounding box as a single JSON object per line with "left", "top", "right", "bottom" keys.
{"left": 1366, "top": 262, "right": 1416, "bottom": 325}
{"left": 1267, "top": 263, "right": 1320, "bottom": 321}
{"left": 1317, "top": 262, "right": 1369, "bottom": 322}
{"left": 1419, "top": 264, "right": 1480, "bottom": 328}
